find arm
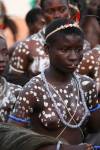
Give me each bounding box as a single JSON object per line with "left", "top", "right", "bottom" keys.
{"left": 9, "top": 41, "right": 31, "bottom": 75}
{"left": 86, "top": 79, "right": 100, "bottom": 133}
{"left": 8, "top": 83, "right": 35, "bottom": 128}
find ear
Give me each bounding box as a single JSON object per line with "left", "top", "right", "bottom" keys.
{"left": 44, "top": 43, "right": 49, "bottom": 54}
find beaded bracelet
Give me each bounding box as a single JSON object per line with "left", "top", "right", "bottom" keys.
{"left": 93, "top": 145, "right": 100, "bottom": 150}
{"left": 56, "top": 141, "right": 62, "bottom": 150}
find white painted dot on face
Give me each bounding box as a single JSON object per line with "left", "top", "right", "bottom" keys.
{"left": 48, "top": 108, "right": 51, "bottom": 111}
{"left": 39, "top": 50, "right": 44, "bottom": 55}
{"left": 70, "top": 93, "right": 74, "bottom": 97}
{"left": 18, "top": 49, "right": 21, "bottom": 53}
{"left": 30, "top": 90, "right": 34, "bottom": 94}
{"left": 86, "top": 59, "right": 90, "bottom": 63}
{"left": 22, "top": 106, "right": 25, "bottom": 110}
{"left": 96, "top": 78, "right": 100, "bottom": 82}
{"left": 82, "top": 57, "right": 85, "bottom": 60}
{"left": 23, "top": 97, "right": 26, "bottom": 101}
{"left": 75, "top": 96, "right": 78, "bottom": 100}
{"left": 59, "top": 89, "right": 63, "bottom": 93}
{"left": 57, "top": 103, "right": 61, "bottom": 107}
{"left": 52, "top": 112, "right": 55, "bottom": 116}
{"left": 26, "top": 51, "right": 30, "bottom": 55}
{"left": 22, "top": 49, "right": 26, "bottom": 53}
{"left": 33, "top": 92, "right": 37, "bottom": 96}
{"left": 65, "top": 100, "right": 68, "bottom": 105}
{"left": 34, "top": 85, "right": 38, "bottom": 89}
{"left": 44, "top": 102, "right": 48, "bottom": 107}
{"left": 67, "top": 107, "right": 71, "bottom": 111}
{"left": 26, "top": 109, "right": 29, "bottom": 113}
{"left": 38, "top": 86, "right": 42, "bottom": 90}
{"left": 90, "top": 56, "right": 94, "bottom": 60}
{"left": 89, "top": 90, "right": 92, "bottom": 94}
{"left": 91, "top": 60, "right": 95, "bottom": 64}
{"left": 25, "top": 92, "right": 29, "bottom": 95}
{"left": 42, "top": 111, "right": 45, "bottom": 115}
{"left": 43, "top": 95, "right": 47, "bottom": 100}
{"left": 64, "top": 90, "right": 67, "bottom": 94}
{"left": 20, "top": 65, "right": 23, "bottom": 69}
{"left": 89, "top": 66, "right": 92, "bottom": 70}
{"left": 26, "top": 100, "right": 29, "bottom": 104}
{"left": 65, "top": 94, "right": 69, "bottom": 98}
{"left": 81, "top": 67, "right": 85, "bottom": 70}
{"left": 36, "top": 42, "right": 39, "bottom": 45}
{"left": 20, "top": 59, "right": 24, "bottom": 63}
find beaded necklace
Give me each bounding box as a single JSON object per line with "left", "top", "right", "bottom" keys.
{"left": 41, "top": 71, "right": 90, "bottom": 128}
{"left": 0, "top": 77, "right": 7, "bottom": 98}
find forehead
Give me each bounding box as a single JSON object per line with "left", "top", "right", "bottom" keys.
{"left": 51, "top": 34, "right": 83, "bottom": 47}
{"left": 44, "top": 0, "right": 68, "bottom": 9}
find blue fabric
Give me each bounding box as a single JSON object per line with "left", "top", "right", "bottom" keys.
{"left": 94, "top": 145, "right": 100, "bottom": 149}
{"left": 9, "top": 115, "right": 31, "bottom": 123}
{"left": 89, "top": 104, "right": 100, "bottom": 112}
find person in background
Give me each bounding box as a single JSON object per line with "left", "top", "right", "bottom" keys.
{"left": 0, "top": 0, "right": 18, "bottom": 48}
{"left": 76, "top": 14, "right": 100, "bottom": 98}
{"left": 8, "top": 18, "right": 100, "bottom": 148}
{"left": 25, "top": 7, "right": 45, "bottom": 35}
{"left": 0, "top": 31, "right": 22, "bottom": 122}
{"left": 0, "top": 123, "right": 89, "bottom": 150}
{"left": 7, "top": 0, "right": 71, "bottom": 86}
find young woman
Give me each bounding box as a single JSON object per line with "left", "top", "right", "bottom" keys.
{"left": 9, "top": 18, "right": 100, "bottom": 149}
{"left": 0, "top": 32, "right": 22, "bottom": 122}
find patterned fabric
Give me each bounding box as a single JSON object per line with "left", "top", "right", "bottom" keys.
{"left": 9, "top": 27, "right": 49, "bottom": 74}
{"left": 77, "top": 45, "right": 100, "bottom": 92}
{"left": 0, "top": 78, "right": 22, "bottom": 122}
{"left": 9, "top": 73, "right": 98, "bottom": 129}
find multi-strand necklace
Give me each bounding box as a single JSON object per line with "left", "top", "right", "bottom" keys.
{"left": 41, "top": 71, "right": 90, "bottom": 129}
{"left": 0, "top": 77, "right": 7, "bottom": 99}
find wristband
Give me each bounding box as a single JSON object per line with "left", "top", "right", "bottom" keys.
{"left": 56, "top": 141, "right": 62, "bottom": 150}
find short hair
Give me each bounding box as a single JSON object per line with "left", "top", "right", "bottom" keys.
{"left": 0, "top": 123, "right": 58, "bottom": 150}
{"left": 45, "top": 18, "right": 84, "bottom": 45}
{"left": 25, "top": 8, "right": 44, "bottom": 27}
{"left": 40, "top": 0, "right": 69, "bottom": 9}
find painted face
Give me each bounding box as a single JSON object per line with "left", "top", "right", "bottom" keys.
{"left": 0, "top": 37, "right": 9, "bottom": 75}
{"left": 43, "top": 0, "right": 70, "bottom": 23}
{"left": 47, "top": 34, "right": 83, "bottom": 73}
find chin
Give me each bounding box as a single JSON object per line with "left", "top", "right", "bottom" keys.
{"left": 0, "top": 70, "right": 5, "bottom": 76}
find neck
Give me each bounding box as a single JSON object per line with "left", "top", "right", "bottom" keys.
{"left": 44, "top": 66, "right": 74, "bottom": 85}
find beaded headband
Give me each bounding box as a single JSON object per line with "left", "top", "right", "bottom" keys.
{"left": 45, "top": 22, "right": 80, "bottom": 40}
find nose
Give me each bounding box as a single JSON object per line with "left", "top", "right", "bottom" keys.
{"left": 68, "top": 50, "right": 78, "bottom": 62}
{"left": 53, "top": 10, "right": 61, "bottom": 19}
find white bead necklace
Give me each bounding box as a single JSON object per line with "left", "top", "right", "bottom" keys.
{"left": 41, "top": 71, "right": 90, "bottom": 128}
{"left": 0, "top": 77, "right": 7, "bottom": 98}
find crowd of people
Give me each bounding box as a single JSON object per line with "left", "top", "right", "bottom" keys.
{"left": 0, "top": 0, "right": 100, "bottom": 149}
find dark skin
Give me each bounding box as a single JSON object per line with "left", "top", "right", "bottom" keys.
{"left": 8, "top": 0, "right": 71, "bottom": 86}
{"left": 0, "top": 37, "right": 9, "bottom": 76}
{"left": 28, "top": 15, "right": 46, "bottom": 35}
{"left": 8, "top": 33, "right": 99, "bottom": 149}
{"left": 80, "top": 16, "right": 100, "bottom": 49}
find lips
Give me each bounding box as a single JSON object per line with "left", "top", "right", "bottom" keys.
{"left": 0, "top": 62, "right": 6, "bottom": 71}
{"left": 67, "top": 64, "right": 78, "bottom": 69}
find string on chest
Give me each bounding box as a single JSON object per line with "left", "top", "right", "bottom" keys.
{"left": 41, "top": 71, "right": 90, "bottom": 129}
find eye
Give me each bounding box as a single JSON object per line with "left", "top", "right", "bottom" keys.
{"left": 59, "top": 6, "right": 67, "bottom": 13}
{"left": 75, "top": 48, "right": 82, "bottom": 53}
{"left": 45, "top": 9, "right": 54, "bottom": 14}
